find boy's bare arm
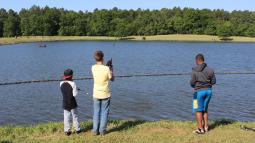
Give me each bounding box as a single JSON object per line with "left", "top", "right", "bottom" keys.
{"left": 110, "top": 70, "right": 114, "bottom": 81}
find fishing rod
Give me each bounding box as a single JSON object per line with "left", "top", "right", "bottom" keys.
{"left": 77, "top": 88, "right": 89, "bottom": 96}
{"left": 240, "top": 125, "right": 255, "bottom": 132}
{"left": 0, "top": 72, "right": 255, "bottom": 86}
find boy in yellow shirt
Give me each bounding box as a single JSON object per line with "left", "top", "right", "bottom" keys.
{"left": 91, "top": 51, "right": 114, "bottom": 135}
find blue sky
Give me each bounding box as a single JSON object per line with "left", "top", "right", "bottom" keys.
{"left": 1, "top": 0, "right": 255, "bottom": 12}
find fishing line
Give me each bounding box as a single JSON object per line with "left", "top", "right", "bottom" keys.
{"left": 77, "top": 88, "right": 90, "bottom": 96}
{"left": 0, "top": 72, "right": 255, "bottom": 86}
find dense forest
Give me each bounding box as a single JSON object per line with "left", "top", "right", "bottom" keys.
{"left": 0, "top": 6, "right": 255, "bottom": 38}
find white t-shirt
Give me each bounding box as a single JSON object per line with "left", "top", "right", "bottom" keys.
{"left": 60, "top": 81, "right": 78, "bottom": 97}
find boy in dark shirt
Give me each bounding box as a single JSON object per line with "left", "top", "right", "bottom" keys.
{"left": 190, "top": 54, "right": 216, "bottom": 134}
{"left": 60, "top": 69, "right": 81, "bottom": 136}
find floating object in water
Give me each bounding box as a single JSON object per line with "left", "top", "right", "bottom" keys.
{"left": 38, "top": 44, "right": 47, "bottom": 48}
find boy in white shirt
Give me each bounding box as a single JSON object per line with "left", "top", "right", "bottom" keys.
{"left": 60, "top": 69, "right": 81, "bottom": 136}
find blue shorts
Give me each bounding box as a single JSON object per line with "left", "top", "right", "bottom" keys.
{"left": 193, "top": 89, "right": 212, "bottom": 113}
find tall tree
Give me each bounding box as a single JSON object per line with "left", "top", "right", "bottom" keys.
{"left": 3, "top": 9, "right": 20, "bottom": 37}
{"left": 0, "top": 8, "right": 7, "bottom": 37}
{"left": 245, "top": 24, "right": 255, "bottom": 37}
{"left": 58, "top": 10, "right": 79, "bottom": 36}
{"left": 1, "top": 6, "right": 255, "bottom": 37}
{"left": 43, "top": 7, "right": 61, "bottom": 36}
{"left": 88, "top": 9, "right": 111, "bottom": 36}
{"left": 216, "top": 21, "right": 233, "bottom": 37}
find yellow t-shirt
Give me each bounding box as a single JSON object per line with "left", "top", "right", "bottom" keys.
{"left": 92, "top": 64, "right": 112, "bottom": 99}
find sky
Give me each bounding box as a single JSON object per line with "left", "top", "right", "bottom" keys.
{"left": 0, "top": 0, "right": 255, "bottom": 12}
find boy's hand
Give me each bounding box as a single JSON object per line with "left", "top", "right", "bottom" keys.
{"left": 106, "top": 58, "right": 113, "bottom": 71}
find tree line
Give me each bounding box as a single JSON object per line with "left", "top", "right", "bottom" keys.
{"left": 0, "top": 6, "right": 255, "bottom": 38}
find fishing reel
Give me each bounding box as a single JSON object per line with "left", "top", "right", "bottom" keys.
{"left": 106, "top": 58, "right": 113, "bottom": 71}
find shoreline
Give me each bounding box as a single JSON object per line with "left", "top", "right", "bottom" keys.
{"left": 1, "top": 34, "right": 255, "bottom": 46}
{"left": 0, "top": 120, "right": 254, "bottom": 143}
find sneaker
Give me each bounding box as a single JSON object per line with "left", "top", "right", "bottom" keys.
{"left": 76, "top": 130, "right": 81, "bottom": 134}
{"left": 65, "top": 131, "right": 71, "bottom": 136}
{"left": 204, "top": 127, "right": 209, "bottom": 133}
{"left": 92, "top": 131, "right": 99, "bottom": 136}
{"left": 193, "top": 128, "right": 205, "bottom": 134}
{"left": 100, "top": 131, "right": 106, "bottom": 136}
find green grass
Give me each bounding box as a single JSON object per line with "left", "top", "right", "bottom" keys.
{"left": 0, "top": 36, "right": 117, "bottom": 45}
{"left": 0, "top": 120, "right": 254, "bottom": 143}
{"left": 1, "top": 34, "right": 255, "bottom": 46}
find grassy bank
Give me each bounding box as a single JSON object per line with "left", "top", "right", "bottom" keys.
{"left": 0, "top": 36, "right": 117, "bottom": 45}
{"left": 0, "top": 120, "right": 254, "bottom": 143}
{"left": 1, "top": 34, "right": 255, "bottom": 46}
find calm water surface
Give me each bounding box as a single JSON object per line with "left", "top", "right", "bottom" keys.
{"left": 0, "top": 41, "right": 255, "bottom": 125}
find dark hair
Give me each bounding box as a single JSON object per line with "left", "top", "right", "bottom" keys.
{"left": 94, "top": 51, "right": 104, "bottom": 62}
{"left": 63, "top": 69, "right": 73, "bottom": 81}
{"left": 195, "top": 54, "right": 205, "bottom": 61}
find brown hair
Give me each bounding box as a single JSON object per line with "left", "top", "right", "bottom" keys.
{"left": 94, "top": 51, "right": 104, "bottom": 62}
{"left": 195, "top": 53, "right": 205, "bottom": 62}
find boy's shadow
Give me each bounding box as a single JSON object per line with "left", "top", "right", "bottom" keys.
{"left": 80, "top": 122, "right": 93, "bottom": 133}
{"left": 1, "top": 141, "right": 12, "bottom": 143}
{"left": 209, "top": 119, "right": 235, "bottom": 130}
{"left": 107, "top": 120, "right": 145, "bottom": 133}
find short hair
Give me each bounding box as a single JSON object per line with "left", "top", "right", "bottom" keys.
{"left": 195, "top": 54, "right": 205, "bottom": 61}
{"left": 94, "top": 51, "right": 104, "bottom": 62}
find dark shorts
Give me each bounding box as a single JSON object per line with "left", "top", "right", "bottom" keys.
{"left": 193, "top": 89, "right": 212, "bottom": 113}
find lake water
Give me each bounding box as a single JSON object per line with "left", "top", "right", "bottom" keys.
{"left": 0, "top": 41, "right": 255, "bottom": 125}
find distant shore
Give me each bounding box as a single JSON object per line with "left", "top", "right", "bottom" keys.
{"left": 0, "top": 120, "right": 254, "bottom": 143}
{"left": 1, "top": 34, "right": 255, "bottom": 46}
